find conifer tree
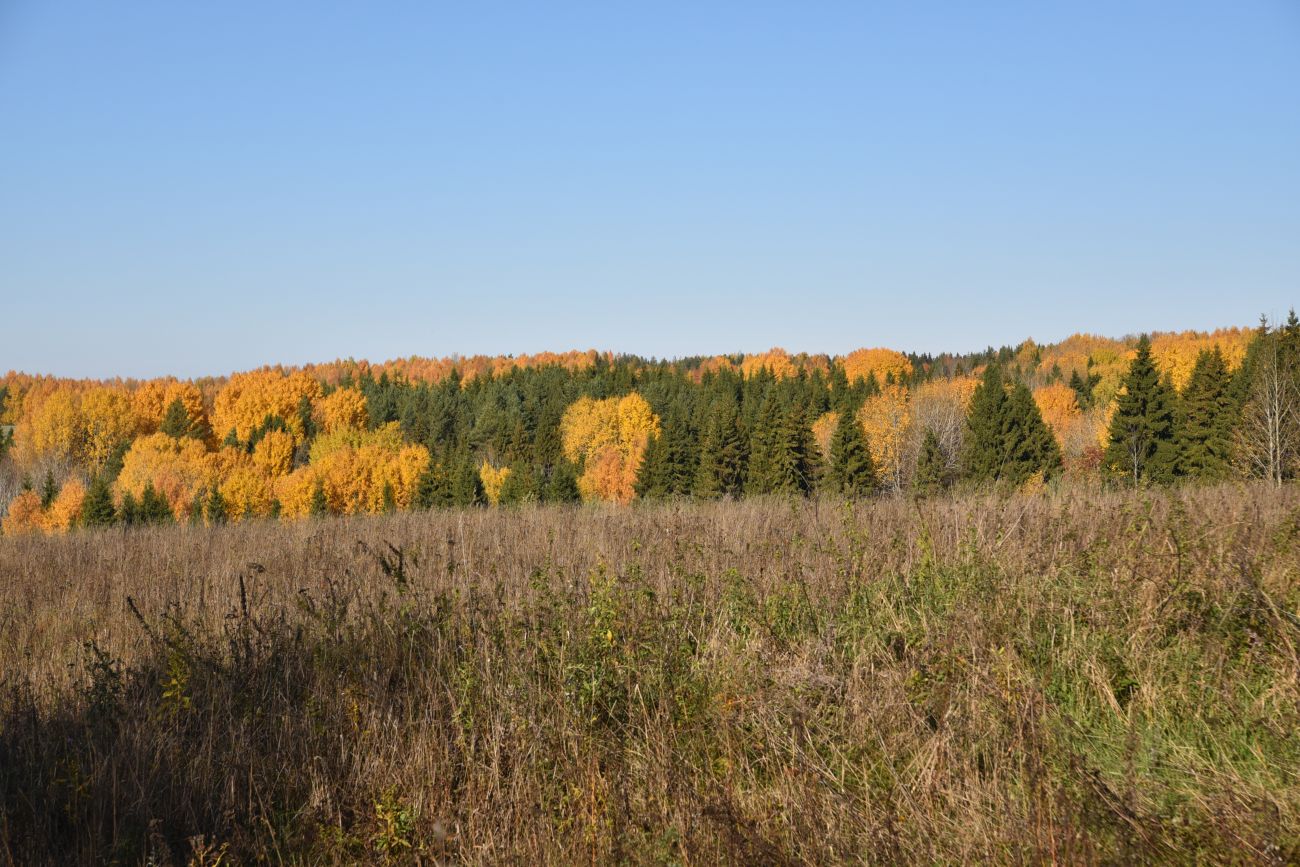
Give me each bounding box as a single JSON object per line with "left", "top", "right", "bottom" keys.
{"left": 160, "top": 398, "right": 192, "bottom": 439}
{"left": 696, "top": 399, "right": 746, "bottom": 499}
{"left": 745, "top": 392, "right": 783, "bottom": 496}
{"left": 80, "top": 475, "right": 117, "bottom": 528}
{"left": 40, "top": 470, "right": 57, "bottom": 509}
{"left": 913, "top": 428, "right": 947, "bottom": 495}
{"left": 962, "top": 365, "right": 1009, "bottom": 484}
{"left": 140, "top": 482, "right": 174, "bottom": 524}
{"left": 1105, "top": 335, "right": 1180, "bottom": 484}
{"left": 544, "top": 459, "right": 582, "bottom": 503}
{"left": 119, "top": 491, "right": 140, "bottom": 526}
{"left": 1177, "top": 348, "right": 1234, "bottom": 479}
{"left": 205, "top": 487, "right": 228, "bottom": 524}
{"left": 765, "top": 404, "right": 818, "bottom": 495}
{"left": 499, "top": 461, "right": 539, "bottom": 505}
{"left": 309, "top": 480, "right": 331, "bottom": 516}
{"left": 962, "top": 365, "right": 1061, "bottom": 485}
{"left": 827, "top": 409, "right": 877, "bottom": 496}
{"left": 1001, "top": 383, "right": 1062, "bottom": 486}
{"left": 450, "top": 451, "right": 485, "bottom": 507}
{"left": 635, "top": 410, "right": 697, "bottom": 499}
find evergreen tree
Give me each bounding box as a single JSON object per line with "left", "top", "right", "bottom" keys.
{"left": 309, "top": 481, "right": 331, "bottom": 516}
{"left": 962, "top": 365, "right": 1009, "bottom": 484}
{"left": 205, "top": 487, "right": 228, "bottom": 524}
{"left": 962, "top": 365, "right": 1061, "bottom": 486}
{"left": 695, "top": 399, "right": 746, "bottom": 499}
{"left": 139, "top": 482, "right": 174, "bottom": 525}
{"left": 544, "top": 459, "right": 582, "bottom": 503}
{"left": 1177, "top": 348, "right": 1235, "bottom": 479}
{"left": 765, "top": 404, "right": 818, "bottom": 496}
{"left": 119, "top": 491, "right": 140, "bottom": 526}
{"left": 827, "top": 409, "right": 878, "bottom": 496}
{"left": 381, "top": 482, "right": 397, "bottom": 514}
{"left": 745, "top": 392, "right": 783, "bottom": 496}
{"left": 160, "top": 398, "right": 192, "bottom": 439}
{"left": 635, "top": 410, "right": 697, "bottom": 499}
{"left": 499, "top": 461, "right": 539, "bottom": 505}
{"left": 40, "top": 470, "right": 58, "bottom": 509}
{"left": 913, "top": 428, "right": 947, "bottom": 496}
{"left": 450, "top": 451, "right": 485, "bottom": 507}
{"left": 80, "top": 475, "right": 117, "bottom": 528}
{"left": 1000, "top": 383, "right": 1062, "bottom": 486}
{"left": 189, "top": 490, "right": 207, "bottom": 525}
{"left": 1104, "top": 335, "right": 1180, "bottom": 484}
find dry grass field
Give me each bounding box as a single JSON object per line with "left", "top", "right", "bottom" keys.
{"left": 3, "top": 485, "right": 1300, "bottom": 864}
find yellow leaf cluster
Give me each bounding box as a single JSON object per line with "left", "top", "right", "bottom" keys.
{"left": 1150, "top": 328, "right": 1251, "bottom": 392}
{"left": 1032, "top": 383, "right": 1082, "bottom": 448}
{"left": 277, "top": 422, "right": 430, "bottom": 518}
{"left": 316, "top": 387, "right": 369, "bottom": 434}
{"left": 812, "top": 412, "right": 838, "bottom": 464}
{"left": 251, "top": 429, "right": 295, "bottom": 478}
{"left": 17, "top": 386, "right": 137, "bottom": 471}
{"left": 740, "top": 348, "right": 797, "bottom": 380}
{"left": 857, "top": 384, "right": 911, "bottom": 491}
{"left": 842, "top": 348, "right": 911, "bottom": 386}
{"left": 479, "top": 461, "right": 511, "bottom": 506}
{"left": 1, "top": 490, "right": 46, "bottom": 535}
{"left": 212, "top": 370, "right": 321, "bottom": 445}
{"left": 560, "top": 392, "right": 660, "bottom": 503}
{"left": 116, "top": 433, "right": 213, "bottom": 520}
{"left": 0, "top": 480, "right": 86, "bottom": 535}
{"left": 133, "top": 380, "right": 209, "bottom": 438}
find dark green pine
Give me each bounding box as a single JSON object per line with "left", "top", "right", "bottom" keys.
{"left": 80, "top": 475, "right": 117, "bottom": 528}
{"left": 695, "top": 399, "right": 746, "bottom": 499}
{"left": 1177, "top": 347, "right": 1234, "bottom": 479}
{"left": 828, "top": 409, "right": 878, "bottom": 497}
{"left": 1105, "top": 335, "right": 1180, "bottom": 484}
{"left": 912, "top": 428, "right": 946, "bottom": 496}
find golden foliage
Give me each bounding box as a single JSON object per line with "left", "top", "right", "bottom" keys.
{"left": 812, "top": 412, "right": 838, "bottom": 465}
{"left": 17, "top": 386, "right": 137, "bottom": 471}
{"left": 576, "top": 445, "right": 641, "bottom": 505}
{"left": 251, "top": 430, "right": 295, "bottom": 478}
{"left": 740, "top": 348, "right": 797, "bottom": 380}
{"left": 116, "top": 433, "right": 212, "bottom": 520}
{"left": 1150, "top": 328, "right": 1251, "bottom": 392}
{"left": 842, "top": 348, "right": 911, "bottom": 386}
{"left": 133, "top": 380, "right": 208, "bottom": 438}
{"left": 212, "top": 371, "right": 321, "bottom": 445}
{"left": 278, "top": 423, "right": 430, "bottom": 518}
{"left": 560, "top": 392, "right": 660, "bottom": 503}
{"left": 317, "top": 387, "right": 369, "bottom": 434}
{"left": 1033, "top": 383, "right": 1082, "bottom": 448}
{"left": 857, "top": 384, "right": 911, "bottom": 491}
{"left": 45, "top": 479, "right": 87, "bottom": 533}
{"left": 480, "top": 461, "right": 511, "bottom": 506}
{"left": 1, "top": 490, "right": 46, "bottom": 535}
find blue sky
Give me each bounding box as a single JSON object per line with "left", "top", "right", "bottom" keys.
{"left": 2, "top": 1, "right": 1298, "bottom": 378}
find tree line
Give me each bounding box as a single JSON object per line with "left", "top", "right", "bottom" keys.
{"left": 1, "top": 316, "right": 1297, "bottom": 534}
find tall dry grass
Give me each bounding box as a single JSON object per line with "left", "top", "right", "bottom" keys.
{"left": 2, "top": 484, "right": 1299, "bottom": 864}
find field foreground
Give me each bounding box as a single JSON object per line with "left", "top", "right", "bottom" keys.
{"left": 3, "top": 487, "right": 1300, "bottom": 864}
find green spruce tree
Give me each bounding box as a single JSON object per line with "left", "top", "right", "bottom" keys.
{"left": 827, "top": 409, "right": 877, "bottom": 496}
{"left": 695, "top": 399, "right": 746, "bottom": 499}
{"left": 912, "top": 428, "right": 947, "bottom": 496}
{"left": 1177, "top": 347, "right": 1235, "bottom": 479}
{"left": 80, "top": 475, "right": 117, "bottom": 528}
{"left": 1104, "top": 335, "right": 1180, "bottom": 484}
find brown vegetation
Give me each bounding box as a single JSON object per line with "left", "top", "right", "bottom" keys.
{"left": 2, "top": 485, "right": 1299, "bottom": 864}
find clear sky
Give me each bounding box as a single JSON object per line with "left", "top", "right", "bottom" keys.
{"left": 2, "top": 1, "right": 1298, "bottom": 379}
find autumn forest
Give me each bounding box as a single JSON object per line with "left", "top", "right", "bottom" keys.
{"left": 0, "top": 318, "right": 1291, "bottom": 535}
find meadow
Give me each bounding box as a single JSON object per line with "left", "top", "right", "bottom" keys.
{"left": 2, "top": 484, "right": 1299, "bottom": 864}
